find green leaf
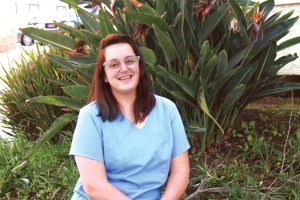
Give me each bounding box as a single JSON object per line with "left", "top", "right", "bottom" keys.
{"left": 152, "top": 24, "right": 178, "bottom": 65}
{"left": 221, "top": 84, "right": 246, "bottom": 113}
{"left": 229, "top": 0, "right": 249, "bottom": 43}
{"left": 57, "top": 22, "right": 101, "bottom": 45}
{"left": 140, "top": 47, "right": 157, "bottom": 67}
{"left": 171, "top": 91, "right": 196, "bottom": 107}
{"left": 249, "top": 17, "right": 299, "bottom": 61}
{"left": 187, "top": 122, "right": 206, "bottom": 133}
{"left": 77, "top": 9, "right": 100, "bottom": 33}
{"left": 126, "top": 10, "right": 168, "bottom": 32}
{"left": 198, "top": 91, "right": 224, "bottom": 134}
{"left": 27, "top": 96, "right": 83, "bottom": 110}
{"left": 256, "top": 42, "right": 276, "bottom": 80}
{"left": 198, "top": 5, "right": 227, "bottom": 45}
{"left": 252, "top": 83, "right": 300, "bottom": 99}
{"left": 168, "top": 71, "right": 196, "bottom": 98}
{"left": 63, "top": 85, "right": 90, "bottom": 102}
{"left": 25, "top": 113, "right": 76, "bottom": 159}
{"left": 47, "top": 54, "right": 75, "bottom": 71}
{"left": 99, "top": 10, "right": 116, "bottom": 37}
{"left": 20, "top": 28, "right": 75, "bottom": 51}
{"left": 277, "top": 36, "right": 300, "bottom": 52}
{"left": 139, "top": 3, "right": 160, "bottom": 17}
{"left": 215, "top": 50, "right": 229, "bottom": 78}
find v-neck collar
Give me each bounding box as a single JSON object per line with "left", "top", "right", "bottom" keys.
{"left": 118, "top": 112, "right": 151, "bottom": 131}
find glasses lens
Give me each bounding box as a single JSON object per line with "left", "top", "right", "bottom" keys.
{"left": 104, "top": 56, "right": 140, "bottom": 71}
{"left": 125, "top": 56, "right": 139, "bottom": 66}
{"left": 106, "top": 61, "right": 120, "bottom": 70}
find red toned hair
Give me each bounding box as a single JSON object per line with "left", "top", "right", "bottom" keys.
{"left": 89, "top": 34, "right": 155, "bottom": 123}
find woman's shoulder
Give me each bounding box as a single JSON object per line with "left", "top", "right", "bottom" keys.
{"left": 154, "top": 95, "right": 177, "bottom": 111}
{"left": 79, "top": 101, "right": 100, "bottom": 116}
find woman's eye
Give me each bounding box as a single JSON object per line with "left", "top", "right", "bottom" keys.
{"left": 126, "top": 59, "right": 135, "bottom": 65}
{"left": 109, "top": 63, "right": 119, "bottom": 68}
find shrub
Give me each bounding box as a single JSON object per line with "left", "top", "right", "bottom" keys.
{"left": 0, "top": 47, "right": 72, "bottom": 140}
{"left": 21, "top": 0, "right": 300, "bottom": 153}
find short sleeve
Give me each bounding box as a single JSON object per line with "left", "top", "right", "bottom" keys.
{"left": 69, "top": 108, "right": 104, "bottom": 163}
{"left": 170, "top": 104, "right": 190, "bottom": 158}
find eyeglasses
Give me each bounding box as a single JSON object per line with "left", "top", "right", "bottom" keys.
{"left": 103, "top": 55, "right": 140, "bottom": 71}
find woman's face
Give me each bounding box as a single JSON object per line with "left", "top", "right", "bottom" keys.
{"left": 103, "top": 43, "right": 140, "bottom": 97}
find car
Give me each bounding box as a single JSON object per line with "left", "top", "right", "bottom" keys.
{"left": 17, "top": 16, "right": 60, "bottom": 46}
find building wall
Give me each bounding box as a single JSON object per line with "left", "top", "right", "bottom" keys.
{"left": 0, "top": 1, "right": 16, "bottom": 52}
{"left": 274, "top": 3, "right": 300, "bottom": 75}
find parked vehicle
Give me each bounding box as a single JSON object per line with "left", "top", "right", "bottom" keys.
{"left": 17, "top": 16, "right": 60, "bottom": 46}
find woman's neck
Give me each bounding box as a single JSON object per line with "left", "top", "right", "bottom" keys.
{"left": 113, "top": 91, "right": 136, "bottom": 122}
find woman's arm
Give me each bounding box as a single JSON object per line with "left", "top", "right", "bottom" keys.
{"left": 75, "top": 156, "right": 130, "bottom": 200}
{"left": 161, "top": 151, "right": 190, "bottom": 200}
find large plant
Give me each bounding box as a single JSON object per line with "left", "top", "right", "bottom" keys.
{"left": 0, "top": 47, "right": 75, "bottom": 140}
{"left": 19, "top": 0, "right": 300, "bottom": 157}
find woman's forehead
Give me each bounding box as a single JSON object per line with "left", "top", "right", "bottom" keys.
{"left": 104, "top": 43, "right": 135, "bottom": 60}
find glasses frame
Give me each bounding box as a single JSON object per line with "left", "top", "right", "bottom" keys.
{"left": 103, "top": 55, "right": 140, "bottom": 71}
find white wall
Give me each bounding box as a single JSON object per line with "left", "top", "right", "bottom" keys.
{"left": 0, "top": 1, "right": 17, "bottom": 52}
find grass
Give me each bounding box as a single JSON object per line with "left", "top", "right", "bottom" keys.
{"left": 1, "top": 97, "right": 300, "bottom": 199}
{"left": 0, "top": 131, "right": 78, "bottom": 199}
{"left": 185, "top": 96, "right": 300, "bottom": 199}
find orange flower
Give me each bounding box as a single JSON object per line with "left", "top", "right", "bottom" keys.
{"left": 253, "top": 7, "right": 266, "bottom": 23}
{"left": 129, "top": 0, "right": 143, "bottom": 8}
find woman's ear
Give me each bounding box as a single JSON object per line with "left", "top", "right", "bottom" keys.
{"left": 104, "top": 76, "right": 108, "bottom": 83}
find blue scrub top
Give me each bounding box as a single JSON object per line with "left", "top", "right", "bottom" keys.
{"left": 69, "top": 95, "right": 190, "bottom": 200}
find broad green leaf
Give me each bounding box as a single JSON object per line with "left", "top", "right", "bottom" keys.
{"left": 198, "top": 41, "right": 212, "bottom": 71}
{"left": 57, "top": 22, "right": 101, "bottom": 45}
{"left": 77, "top": 9, "right": 100, "bottom": 33}
{"left": 155, "top": 0, "right": 165, "bottom": 15}
{"left": 187, "top": 122, "right": 206, "bottom": 133}
{"left": 202, "top": 55, "right": 217, "bottom": 84}
{"left": 256, "top": 42, "right": 276, "bottom": 80}
{"left": 148, "top": 64, "right": 167, "bottom": 77}
{"left": 126, "top": 10, "right": 168, "bottom": 32}
{"left": 229, "top": 0, "right": 249, "bottom": 43}
{"left": 249, "top": 17, "right": 298, "bottom": 61}
{"left": 153, "top": 24, "right": 178, "bottom": 65}
{"left": 221, "top": 84, "right": 245, "bottom": 113}
{"left": 259, "top": 0, "right": 274, "bottom": 21}
{"left": 252, "top": 83, "right": 300, "bottom": 99}
{"left": 139, "top": 3, "right": 160, "bottom": 17}
{"left": 215, "top": 50, "right": 229, "bottom": 78}
{"left": 228, "top": 46, "right": 249, "bottom": 69}
{"left": 197, "top": 5, "right": 227, "bottom": 45}
{"left": 24, "top": 113, "right": 76, "bottom": 159}
{"left": 264, "top": 10, "right": 294, "bottom": 30}
{"left": 198, "top": 91, "right": 224, "bottom": 134}
{"left": 168, "top": 71, "right": 196, "bottom": 98}
{"left": 47, "top": 54, "right": 75, "bottom": 71}
{"left": 27, "top": 96, "right": 83, "bottom": 110}
{"left": 69, "top": 56, "right": 97, "bottom": 65}
{"left": 63, "top": 85, "right": 90, "bottom": 102}
{"left": 99, "top": 10, "right": 116, "bottom": 37}
{"left": 140, "top": 47, "right": 157, "bottom": 67}
{"left": 263, "top": 11, "right": 282, "bottom": 29}
{"left": 171, "top": 91, "right": 196, "bottom": 107}
{"left": 75, "top": 64, "right": 95, "bottom": 81}
{"left": 277, "top": 36, "right": 300, "bottom": 52}
{"left": 20, "top": 28, "right": 74, "bottom": 51}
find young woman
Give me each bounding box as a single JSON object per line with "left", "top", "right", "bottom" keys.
{"left": 70, "top": 34, "right": 190, "bottom": 200}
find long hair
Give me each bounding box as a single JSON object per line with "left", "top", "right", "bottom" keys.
{"left": 89, "top": 34, "right": 156, "bottom": 123}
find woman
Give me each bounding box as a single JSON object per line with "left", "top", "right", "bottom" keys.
{"left": 70, "top": 34, "right": 190, "bottom": 200}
